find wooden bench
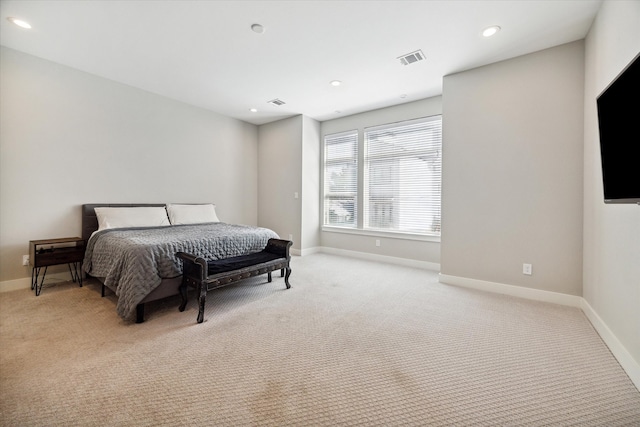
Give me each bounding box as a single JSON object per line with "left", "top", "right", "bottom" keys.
{"left": 176, "top": 238, "right": 292, "bottom": 323}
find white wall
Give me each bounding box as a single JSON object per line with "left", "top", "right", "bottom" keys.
{"left": 301, "top": 116, "right": 321, "bottom": 251}
{"left": 0, "top": 47, "right": 258, "bottom": 285}
{"left": 583, "top": 0, "right": 640, "bottom": 371}
{"left": 319, "top": 98, "right": 442, "bottom": 267}
{"left": 257, "top": 114, "right": 321, "bottom": 254}
{"left": 440, "top": 41, "right": 585, "bottom": 296}
{"left": 257, "top": 116, "right": 303, "bottom": 248}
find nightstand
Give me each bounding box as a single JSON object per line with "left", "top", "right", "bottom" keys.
{"left": 30, "top": 237, "right": 85, "bottom": 296}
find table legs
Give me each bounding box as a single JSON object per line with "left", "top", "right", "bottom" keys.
{"left": 31, "top": 262, "right": 82, "bottom": 296}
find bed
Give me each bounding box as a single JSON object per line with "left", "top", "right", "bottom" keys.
{"left": 81, "top": 203, "right": 279, "bottom": 322}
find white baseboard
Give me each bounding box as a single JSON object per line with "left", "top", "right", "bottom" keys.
{"left": 319, "top": 246, "right": 440, "bottom": 271}
{"left": 438, "top": 274, "right": 583, "bottom": 307}
{"left": 581, "top": 299, "right": 640, "bottom": 390}
{"left": 292, "top": 246, "right": 322, "bottom": 257}
{"left": 299, "top": 246, "right": 322, "bottom": 256}
{"left": 0, "top": 272, "right": 74, "bottom": 293}
{"left": 0, "top": 277, "right": 31, "bottom": 293}
{"left": 439, "top": 273, "right": 639, "bottom": 391}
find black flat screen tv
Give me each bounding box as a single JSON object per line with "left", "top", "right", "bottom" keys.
{"left": 596, "top": 51, "right": 640, "bottom": 204}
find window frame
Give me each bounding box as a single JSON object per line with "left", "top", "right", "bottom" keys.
{"left": 322, "top": 115, "right": 442, "bottom": 242}
{"left": 322, "top": 129, "right": 359, "bottom": 229}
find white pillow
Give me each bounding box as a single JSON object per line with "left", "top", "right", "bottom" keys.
{"left": 166, "top": 204, "right": 220, "bottom": 225}
{"left": 95, "top": 207, "right": 170, "bottom": 231}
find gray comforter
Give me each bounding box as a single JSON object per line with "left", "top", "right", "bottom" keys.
{"left": 83, "top": 223, "right": 279, "bottom": 320}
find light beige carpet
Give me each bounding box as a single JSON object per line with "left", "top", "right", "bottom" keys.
{"left": 1, "top": 253, "right": 639, "bottom": 426}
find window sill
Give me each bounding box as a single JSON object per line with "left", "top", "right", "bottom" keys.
{"left": 321, "top": 226, "right": 441, "bottom": 243}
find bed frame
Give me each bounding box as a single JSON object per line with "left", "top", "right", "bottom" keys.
{"left": 82, "top": 203, "right": 183, "bottom": 323}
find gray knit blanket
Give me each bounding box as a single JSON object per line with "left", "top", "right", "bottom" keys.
{"left": 83, "top": 223, "right": 279, "bottom": 320}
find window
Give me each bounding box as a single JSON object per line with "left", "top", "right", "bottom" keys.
{"left": 364, "top": 117, "right": 441, "bottom": 235}
{"left": 323, "top": 116, "right": 442, "bottom": 237}
{"left": 323, "top": 130, "right": 358, "bottom": 228}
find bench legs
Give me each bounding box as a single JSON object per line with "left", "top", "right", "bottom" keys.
{"left": 180, "top": 266, "right": 292, "bottom": 324}
{"left": 284, "top": 267, "right": 291, "bottom": 289}
{"left": 179, "top": 278, "right": 207, "bottom": 324}
{"left": 267, "top": 268, "right": 284, "bottom": 282}
{"left": 179, "top": 282, "right": 189, "bottom": 312}
{"left": 197, "top": 283, "right": 207, "bottom": 324}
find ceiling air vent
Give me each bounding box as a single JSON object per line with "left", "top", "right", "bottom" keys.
{"left": 267, "top": 98, "right": 286, "bottom": 106}
{"left": 398, "top": 50, "right": 425, "bottom": 66}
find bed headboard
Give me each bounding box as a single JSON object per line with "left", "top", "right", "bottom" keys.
{"left": 81, "top": 204, "right": 166, "bottom": 242}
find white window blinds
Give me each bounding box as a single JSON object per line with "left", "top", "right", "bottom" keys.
{"left": 364, "top": 116, "right": 441, "bottom": 235}
{"left": 323, "top": 130, "right": 358, "bottom": 228}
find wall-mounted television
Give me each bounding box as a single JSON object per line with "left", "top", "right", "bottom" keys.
{"left": 596, "top": 51, "right": 640, "bottom": 204}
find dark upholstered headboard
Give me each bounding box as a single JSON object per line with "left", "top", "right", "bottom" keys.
{"left": 81, "top": 204, "right": 166, "bottom": 242}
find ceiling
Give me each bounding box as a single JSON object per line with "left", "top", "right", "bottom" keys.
{"left": 0, "top": 0, "right": 602, "bottom": 126}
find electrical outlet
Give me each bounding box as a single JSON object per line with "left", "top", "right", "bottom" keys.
{"left": 22, "top": 255, "right": 29, "bottom": 266}
{"left": 375, "top": 239, "right": 381, "bottom": 247}
{"left": 288, "top": 234, "right": 293, "bottom": 241}
{"left": 523, "top": 263, "right": 532, "bottom": 275}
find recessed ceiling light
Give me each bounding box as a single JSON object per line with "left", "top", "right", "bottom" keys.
{"left": 400, "top": 94, "right": 407, "bottom": 99}
{"left": 249, "top": 108, "right": 258, "bottom": 113}
{"left": 7, "top": 17, "right": 31, "bottom": 29}
{"left": 330, "top": 80, "right": 342, "bottom": 87}
{"left": 251, "top": 23, "right": 264, "bottom": 34}
{"left": 482, "top": 26, "right": 501, "bottom": 37}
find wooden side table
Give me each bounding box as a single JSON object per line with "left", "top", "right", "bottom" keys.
{"left": 30, "top": 237, "right": 85, "bottom": 296}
